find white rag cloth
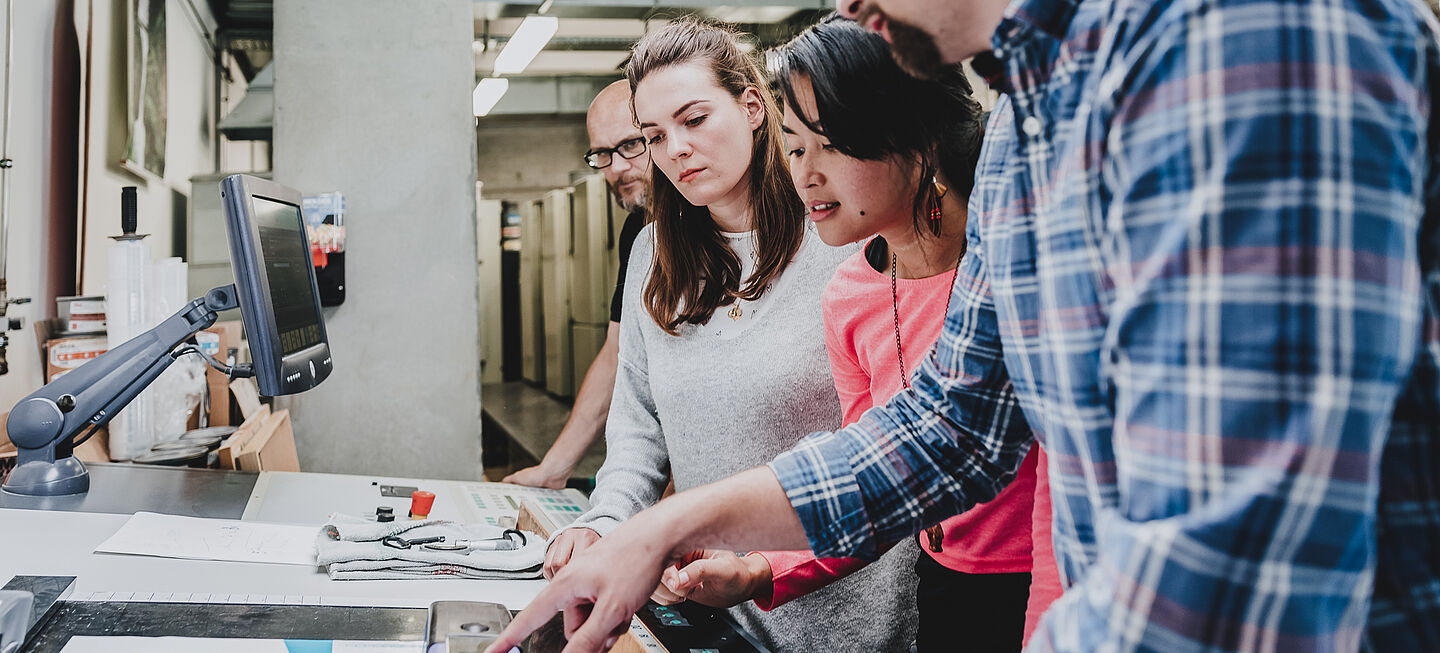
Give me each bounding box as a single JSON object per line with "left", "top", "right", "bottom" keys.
{"left": 316, "top": 514, "right": 545, "bottom": 580}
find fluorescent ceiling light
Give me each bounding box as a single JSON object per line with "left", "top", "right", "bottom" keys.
{"left": 492, "top": 15, "right": 558, "bottom": 75}
{"left": 704, "top": 7, "right": 801, "bottom": 24}
{"left": 472, "top": 78, "right": 509, "bottom": 116}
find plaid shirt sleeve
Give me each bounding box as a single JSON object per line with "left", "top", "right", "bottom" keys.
{"left": 767, "top": 208, "right": 1036, "bottom": 561}
{"left": 1031, "top": 1, "right": 1436, "bottom": 650}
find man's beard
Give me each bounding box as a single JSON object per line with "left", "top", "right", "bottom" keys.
{"left": 610, "top": 176, "right": 647, "bottom": 212}
{"left": 617, "top": 192, "right": 647, "bottom": 212}
{"left": 887, "top": 17, "right": 948, "bottom": 80}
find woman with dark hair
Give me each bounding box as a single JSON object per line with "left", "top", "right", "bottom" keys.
{"left": 544, "top": 17, "right": 918, "bottom": 651}
{"left": 653, "top": 18, "right": 1062, "bottom": 652}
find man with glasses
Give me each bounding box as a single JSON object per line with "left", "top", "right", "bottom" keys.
{"left": 503, "top": 81, "right": 650, "bottom": 492}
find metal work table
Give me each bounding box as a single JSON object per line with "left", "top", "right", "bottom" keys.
{"left": 0, "top": 463, "right": 256, "bottom": 518}
{"left": 18, "top": 602, "right": 587, "bottom": 653}
{"left": 481, "top": 382, "right": 606, "bottom": 480}
{"left": 1, "top": 465, "right": 767, "bottom": 652}
{"left": 22, "top": 603, "right": 427, "bottom": 653}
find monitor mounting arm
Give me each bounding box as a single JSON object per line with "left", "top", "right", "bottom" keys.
{"left": 2, "top": 285, "right": 243, "bottom": 496}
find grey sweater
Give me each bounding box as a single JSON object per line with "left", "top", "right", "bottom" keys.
{"left": 572, "top": 223, "right": 918, "bottom": 652}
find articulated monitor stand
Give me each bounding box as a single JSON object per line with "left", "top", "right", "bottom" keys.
{"left": 2, "top": 285, "right": 245, "bottom": 497}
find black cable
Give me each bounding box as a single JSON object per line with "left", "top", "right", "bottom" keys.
{"left": 174, "top": 345, "right": 253, "bottom": 379}
{"left": 74, "top": 344, "right": 251, "bottom": 449}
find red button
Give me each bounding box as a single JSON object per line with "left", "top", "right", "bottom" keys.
{"left": 410, "top": 490, "right": 436, "bottom": 518}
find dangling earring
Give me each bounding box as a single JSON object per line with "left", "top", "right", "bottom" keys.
{"left": 929, "top": 177, "right": 949, "bottom": 221}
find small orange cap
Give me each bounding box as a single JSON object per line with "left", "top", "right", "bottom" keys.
{"left": 410, "top": 490, "right": 436, "bottom": 518}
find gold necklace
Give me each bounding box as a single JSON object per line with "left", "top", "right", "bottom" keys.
{"left": 728, "top": 236, "right": 760, "bottom": 321}
{"left": 890, "top": 238, "right": 966, "bottom": 553}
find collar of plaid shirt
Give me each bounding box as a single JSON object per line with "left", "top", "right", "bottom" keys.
{"left": 767, "top": 0, "right": 1440, "bottom": 650}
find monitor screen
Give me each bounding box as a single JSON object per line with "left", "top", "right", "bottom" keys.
{"left": 222, "top": 174, "right": 332, "bottom": 396}
{"left": 253, "top": 197, "right": 323, "bottom": 355}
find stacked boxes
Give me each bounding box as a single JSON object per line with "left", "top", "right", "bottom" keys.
{"left": 519, "top": 200, "right": 547, "bottom": 386}
{"left": 540, "top": 189, "right": 575, "bottom": 397}
{"left": 516, "top": 174, "right": 628, "bottom": 398}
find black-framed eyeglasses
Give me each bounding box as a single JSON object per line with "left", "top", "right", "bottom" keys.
{"left": 584, "top": 136, "right": 647, "bottom": 169}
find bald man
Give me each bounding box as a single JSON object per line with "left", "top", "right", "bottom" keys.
{"left": 503, "top": 81, "right": 650, "bottom": 489}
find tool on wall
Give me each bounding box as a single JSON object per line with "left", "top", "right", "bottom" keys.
{"left": 0, "top": 0, "right": 34, "bottom": 376}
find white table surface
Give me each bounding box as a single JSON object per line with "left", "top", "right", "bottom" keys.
{"left": 0, "top": 469, "right": 549, "bottom": 610}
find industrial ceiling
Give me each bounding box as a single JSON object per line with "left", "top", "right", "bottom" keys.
{"left": 212, "top": 1, "right": 829, "bottom": 136}
{"left": 206, "top": 1, "right": 830, "bottom": 81}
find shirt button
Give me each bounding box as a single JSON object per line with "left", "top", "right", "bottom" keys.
{"left": 1022, "top": 116, "right": 1043, "bottom": 136}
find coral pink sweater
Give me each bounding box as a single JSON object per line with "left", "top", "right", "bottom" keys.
{"left": 756, "top": 245, "right": 1062, "bottom": 641}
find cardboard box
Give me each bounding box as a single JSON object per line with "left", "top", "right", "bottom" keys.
{"left": 34, "top": 316, "right": 108, "bottom": 383}
{"left": 217, "top": 405, "right": 270, "bottom": 470}
{"left": 220, "top": 406, "right": 299, "bottom": 473}
{"left": 73, "top": 427, "right": 110, "bottom": 463}
{"left": 45, "top": 336, "right": 109, "bottom": 383}
{"left": 235, "top": 409, "right": 299, "bottom": 473}
{"left": 1, "top": 411, "right": 15, "bottom": 458}
{"left": 63, "top": 316, "right": 107, "bottom": 335}
{"left": 230, "top": 377, "right": 263, "bottom": 420}
{"left": 57, "top": 296, "right": 107, "bottom": 335}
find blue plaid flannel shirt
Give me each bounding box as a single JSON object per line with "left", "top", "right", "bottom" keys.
{"left": 769, "top": 0, "right": 1440, "bottom": 649}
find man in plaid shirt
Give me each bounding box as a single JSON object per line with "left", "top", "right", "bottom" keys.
{"left": 490, "top": 0, "right": 1440, "bottom": 650}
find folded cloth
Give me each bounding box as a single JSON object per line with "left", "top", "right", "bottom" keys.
{"left": 316, "top": 514, "right": 545, "bottom": 580}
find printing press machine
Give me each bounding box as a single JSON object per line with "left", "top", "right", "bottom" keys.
{"left": 0, "top": 463, "right": 770, "bottom": 653}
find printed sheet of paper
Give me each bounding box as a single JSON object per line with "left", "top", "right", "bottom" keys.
{"left": 94, "top": 512, "right": 318, "bottom": 566}
{"left": 59, "top": 637, "right": 421, "bottom": 652}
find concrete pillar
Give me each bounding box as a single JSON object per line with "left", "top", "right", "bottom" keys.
{"left": 272, "top": 0, "right": 482, "bottom": 479}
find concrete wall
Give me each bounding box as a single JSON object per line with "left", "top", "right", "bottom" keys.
{"left": 476, "top": 115, "right": 590, "bottom": 203}
{"left": 273, "top": 0, "right": 483, "bottom": 480}
{"left": 78, "top": 0, "right": 223, "bottom": 294}
{"left": 1, "top": 0, "right": 224, "bottom": 410}
{"left": 0, "top": 0, "right": 62, "bottom": 406}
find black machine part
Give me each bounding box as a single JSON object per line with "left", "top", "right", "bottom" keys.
{"left": 11, "top": 595, "right": 770, "bottom": 652}
{"left": 0, "top": 576, "right": 74, "bottom": 652}
{"left": 1, "top": 286, "right": 244, "bottom": 497}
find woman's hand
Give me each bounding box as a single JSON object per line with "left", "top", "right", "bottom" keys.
{"left": 544, "top": 527, "right": 602, "bottom": 579}
{"left": 650, "top": 550, "right": 772, "bottom": 608}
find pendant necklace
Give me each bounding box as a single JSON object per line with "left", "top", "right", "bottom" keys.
{"left": 728, "top": 236, "right": 761, "bottom": 321}
{"left": 892, "top": 238, "right": 966, "bottom": 553}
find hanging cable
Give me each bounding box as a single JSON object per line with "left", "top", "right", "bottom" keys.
{"left": 174, "top": 344, "right": 254, "bottom": 379}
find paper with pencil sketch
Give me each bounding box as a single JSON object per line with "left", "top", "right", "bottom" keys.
{"left": 95, "top": 512, "right": 318, "bottom": 566}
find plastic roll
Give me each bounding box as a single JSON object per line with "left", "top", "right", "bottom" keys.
{"left": 149, "top": 258, "right": 204, "bottom": 445}
{"left": 149, "top": 257, "right": 187, "bottom": 323}
{"left": 107, "top": 237, "right": 153, "bottom": 461}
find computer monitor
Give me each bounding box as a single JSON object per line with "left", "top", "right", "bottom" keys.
{"left": 221, "top": 175, "right": 334, "bottom": 396}
{"left": 3, "top": 177, "right": 335, "bottom": 496}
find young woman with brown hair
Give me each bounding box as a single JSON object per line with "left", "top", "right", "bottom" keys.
{"left": 652, "top": 19, "right": 1061, "bottom": 652}
{"left": 544, "top": 17, "right": 918, "bottom": 651}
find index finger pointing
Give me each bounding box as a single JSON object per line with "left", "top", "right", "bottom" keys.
{"left": 561, "top": 601, "right": 633, "bottom": 653}
{"left": 485, "top": 585, "right": 571, "bottom": 653}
